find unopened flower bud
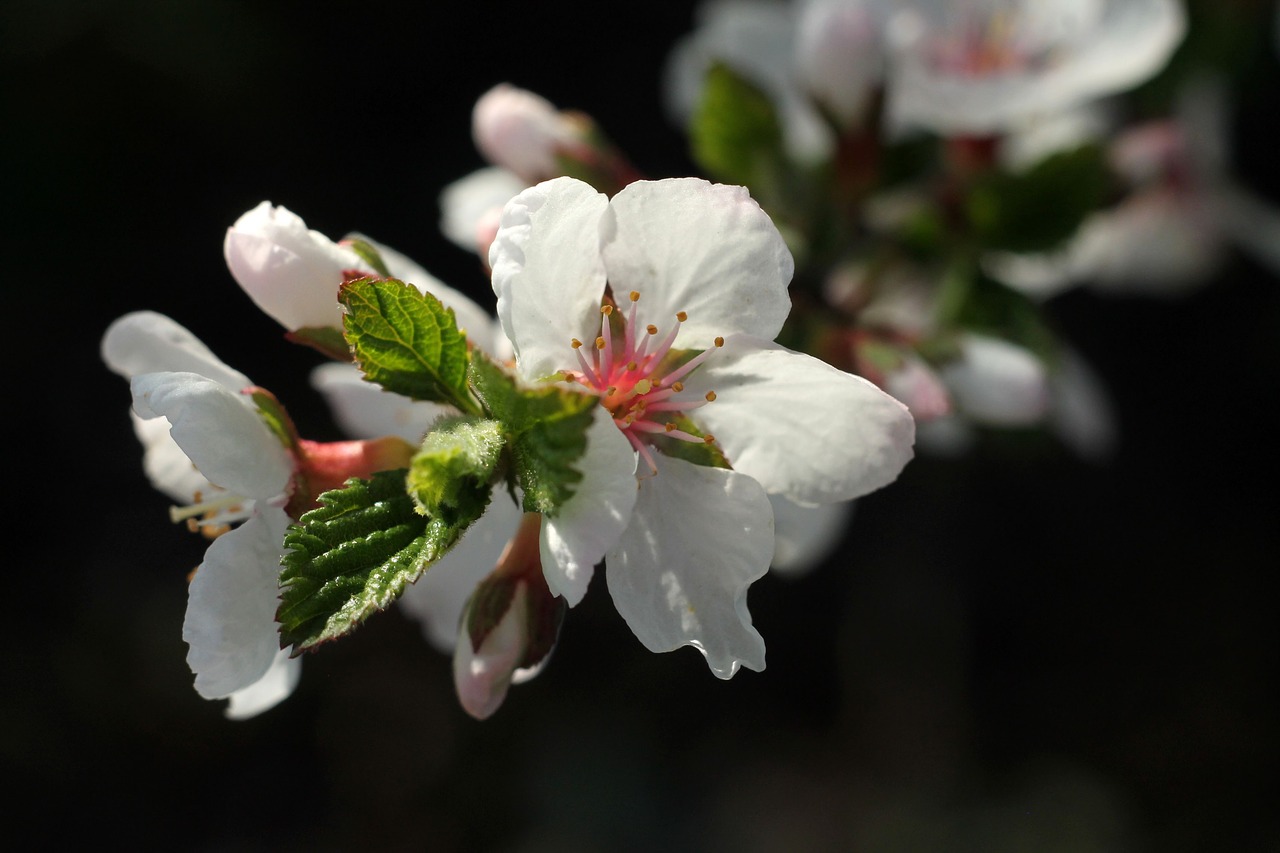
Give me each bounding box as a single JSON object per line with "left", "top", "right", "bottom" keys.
{"left": 224, "top": 202, "right": 365, "bottom": 332}
{"left": 472, "top": 83, "right": 583, "bottom": 184}
{"left": 454, "top": 513, "right": 565, "bottom": 720}
{"left": 794, "top": 0, "right": 883, "bottom": 128}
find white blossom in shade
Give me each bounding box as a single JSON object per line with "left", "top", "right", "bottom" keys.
{"left": 101, "top": 311, "right": 300, "bottom": 717}
{"left": 472, "top": 83, "right": 584, "bottom": 185}
{"left": 882, "top": 353, "right": 952, "bottom": 422}
{"left": 987, "top": 76, "right": 1280, "bottom": 297}
{"left": 439, "top": 166, "right": 528, "bottom": 257}
{"left": 664, "top": 0, "right": 837, "bottom": 164}
{"left": 794, "top": 0, "right": 885, "bottom": 127}
{"left": 224, "top": 201, "right": 494, "bottom": 349}
{"left": 938, "top": 333, "right": 1049, "bottom": 427}
{"left": 769, "top": 495, "right": 853, "bottom": 577}
{"left": 883, "top": 0, "right": 1186, "bottom": 137}
{"left": 1047, "top": 347, "right": 1118, "bottom": 462}
{"left": 490, "top": 176, "right": 915, "bottom": 676}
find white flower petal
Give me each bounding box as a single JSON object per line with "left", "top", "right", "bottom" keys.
{"left": 540, "top": 406, "right": 639, "bottom": 606}
{"left": 224, "top": 201, "right": 363, "bottom": 331}
{"left": 131, "top": 371, "right": 292, "bottom": 500}
{"left": 183, "top": 505, "right": 292, "bottom": 700}
{"left": 102, "top": 311, "right": 250, "bottom": 391}
{"left": 940, "top": 334, "right": 1049, "bottom": 427}
{"left": 770, "top": 495, "right": 852, "bottom": 577}
{"left": 399, "top": 493, "right": 525, "bottom": 652}
{"left": 683, "top": 335, "right": 915, "bottom": 504}
{"left": 606, "top": 454, "right": 771, "bottom": 678}
{"left": 1048, "top": 348, "right": 1118, "bottom": 462}
{"left": 600, "top": 179, "right": 794, "bottom": 348}
{"left": 886, "top": 0, "right": 1186, "bottom": 136}
{"left": 440, "top": 166, "right": 527, "bottom": 254}
{"left": 795, "top": 0, "right": 883, "bottom": 127}
{"left": 988, "top": 193, "right": 1223, "bottom": 298}
{"left": 224, "top": 647, "right": 301, "bottom": 720}
{"left": 490, "top": 177, "right": 609, "bottom": 382}
{"left": 129, "top": 412, "right": 215, "bottom": 504}
{"left": 310, "top": 362, "right": 449, "bottom": 444}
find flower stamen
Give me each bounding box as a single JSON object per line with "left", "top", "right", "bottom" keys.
{"left": 564, "top": 293, "right": 726, "bottom": 472}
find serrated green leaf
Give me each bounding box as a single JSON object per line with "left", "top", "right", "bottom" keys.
{"left": 340, "top": 277, "right": 479, "bottom": 414}
{"left": 966, "top": 144, "right": 1113, "bottom": 253}
{"left": 408, "top": 416, "right": 505, "bottom": 520}
{"left": 467, "top": 355, "right": 598, "bottom": 516}
{"left": 691, "top": 62, "right": 785, "bottom": 191}
{"left": 278, "top": 469, "right": 482, "bottom": 651}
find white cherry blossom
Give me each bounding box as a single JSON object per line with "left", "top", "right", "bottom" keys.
{"left": 102, "top": 311, "right": 301, "bottom": 718}
{"left": 884, "top": 0, "right": 1186, "bottom": 136}
{"left": 986, "top": 77, "right": 1280, "bottom": 296}
{"left": 490, "top": 176, "right": 916, "bottom": 677}
{"left": 665, "top": 0, "right": 880, "bottom": 164}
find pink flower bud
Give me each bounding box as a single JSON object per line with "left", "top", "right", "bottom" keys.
{"left": 452, "top": 513, "right": 565, "bottom": 720}
{"left": 453, "top": 580, "right": 530, "bottom": 721}
{"left": 472, "top": 84, "right": 581, "bottom": 184}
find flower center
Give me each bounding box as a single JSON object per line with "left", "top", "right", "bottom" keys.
{"left": 169, "top": 488, "right": 254, "bottom": 539}
{"left": 563, "top": 290, "right": 723, "bottom": 473}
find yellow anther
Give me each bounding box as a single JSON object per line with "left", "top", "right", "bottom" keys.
{"left": 676, "top": 311, "right": 688, "bottom": 322}
{"left": 629, "top": 291, "right": 640, "bottom": 302}
{"left": 672, "top": 381, "right": 684, "bottom": 392}
{"left": 571, "top": 338, "right": 583, "bottom": 349}
{"left": 714, "top": 336, "right": 724, "bottom": 347}
{"left": 627, "top": 361, "right": 638, "bottom": 372}
{"left": 646, "top": 324, "right": 658, "bottom": 335}
{"left": 595, "top": 337, "right": 606, "bottom": 350}
{"left": 705, "top": 391, "right": 717, "bottom": 402}
{"left": 703, "top": 434, "right": 716, "bottom": 444}
{"left": 664, "top": 423, "right": 676, "bottom": 432}
{"left": 601, "top": 305, "right": 613, "bottom": 316}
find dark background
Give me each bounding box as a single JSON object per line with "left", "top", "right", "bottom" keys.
{"left": 6, "top": 1, "right": 1278, "bottom": 850}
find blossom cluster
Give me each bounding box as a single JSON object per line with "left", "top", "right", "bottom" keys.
{"left": 104, "top": 0, "right": 1270, "bottom": 722}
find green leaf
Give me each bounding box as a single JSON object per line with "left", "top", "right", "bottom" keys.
{"left": 278, "top": 469, "right": 483, "bottom": 651}
{"left": 467, "top": 355, "right": 598, "bottom": 516}
{"left": 965, "top": 144, "right": 1113, "bottom": 253}
{"left": 339, "top": 277, "right": 478, "bottom": 414}
{"left": 690, "top": 62, "right": 785, "bottom": 190}
{"left": 407, "top": 416, "right": 505, "bottom": 521}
